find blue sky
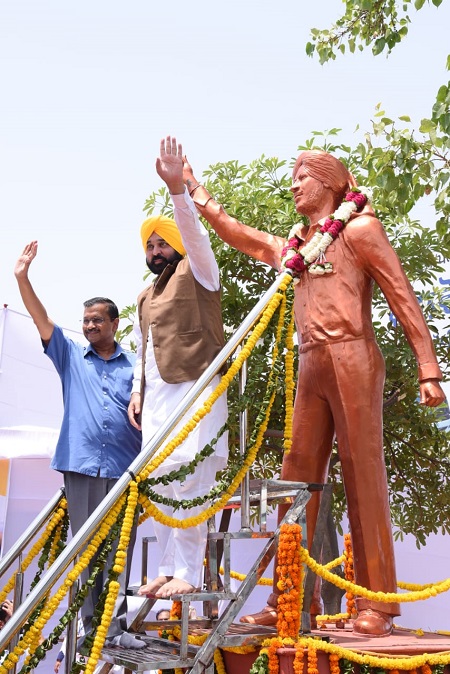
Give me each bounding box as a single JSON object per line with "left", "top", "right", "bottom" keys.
{"left": 1, "top": 0, "right": 449, "bottom": 331}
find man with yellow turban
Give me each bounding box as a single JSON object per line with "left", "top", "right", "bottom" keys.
{"left": 128, "top": 137, "right": 228, "bottom": 599}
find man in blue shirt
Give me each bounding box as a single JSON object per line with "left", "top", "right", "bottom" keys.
{"left": 14, "top": 241, "right": 145, "bottom": 650}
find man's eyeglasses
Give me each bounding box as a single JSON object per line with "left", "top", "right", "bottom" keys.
{"left": 82, "top": 317, "right": 107, "bottom": 326}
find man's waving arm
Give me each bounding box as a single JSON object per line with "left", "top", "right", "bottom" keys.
{"left": 156, "top": 136, "right": 219, "bottom": 289}
{"left": 14, "top": 241, "right": 55, "bottom": 343}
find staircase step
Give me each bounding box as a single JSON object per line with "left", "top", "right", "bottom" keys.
{"left": 95, "top": 624, "right": 277, "bottom": 672}
{"left": 98, "top": 635, "right": 199, "bottom": 671}
{"left": 227, "top": 478, "right": 321, "bottom": 506}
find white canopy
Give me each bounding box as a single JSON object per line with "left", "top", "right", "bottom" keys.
{"left": 0, "top": 425, "right": 59, "bottom": 459}
{"left": 0, "top": 306, "right": 86, "bottom": 431}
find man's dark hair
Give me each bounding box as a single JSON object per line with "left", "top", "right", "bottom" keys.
{"left": 156, "top": 608, "right": 170, "bottom": 620}
{"left": 83, "top": 297, "right": 119, "bottom": 321}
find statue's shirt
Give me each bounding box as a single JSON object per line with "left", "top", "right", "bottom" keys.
{"left": 293, "top": 214, "right": 441, "bottom": 382}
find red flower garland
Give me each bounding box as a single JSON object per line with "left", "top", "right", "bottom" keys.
{"left": 281, "top": 187, "right": 371, "bottom": 278}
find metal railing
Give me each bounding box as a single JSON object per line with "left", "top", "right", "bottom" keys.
{"left": 0, "top": 488, "right": 65, "bottom": 579}
{"left": 0, "top": 271, "right": 292, "bottom": 652}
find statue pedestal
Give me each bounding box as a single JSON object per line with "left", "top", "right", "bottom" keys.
{"left": 277, "top": 647, "right": 330, "bottom": 674}
{"left": 220, "top": 648, "right": 260, "bottom": 673}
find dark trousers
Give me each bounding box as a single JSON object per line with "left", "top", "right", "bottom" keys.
{"left": 64, "top": 471, "right": 138, "bottom": 637}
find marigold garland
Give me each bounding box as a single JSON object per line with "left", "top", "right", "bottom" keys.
{"left": 255, "top": 634, "right": 450, "bottom": 674}
{"left": 283, "top": 301, "right": 295, "bottom": 454}
{"left": 222, "top": 645, "right": 257, "bottom": 654}
{"left": 328, "top": 653, "right": 340, "bottom": 674}
{"left": 323, "top": 554, "right": 345, "bottom": 570}
{"left": 214, "top": 648, "right": 227, "bottom": 674}
{"left": 48, "top": 524, "right": 63, "bottom": 568}
{"left": 215, "top": 540, "right": 450, "bottom": 605}
{"left": 299, "top": 545, "right": 450, "bottom": 603}
{"left": 0, "top": 496, "right": 126, "bottom": 674}
{"left": 293, "top": 641, "right": 305, "bottom": 674}
{"left": 398, "top": 580, "right": 437, "bottom": 591}
{"left": 343, "top": 533, "right": 356, "bottom": 618}
{"left": 276, "top": 523, "right": 303, "bottom": 638}
{"left": 170, "top": 600, "right": 182, "bottom": 620}
{"left": 218, "top": 566, "right": 272, "bottom": 586}
{"left": 307, "top": 646, "right": 318, "bottom": 674}
{"left": 47, "top": 500, "right": 69, "bottom": 568}
{"left": 266, "top": 637, "right": 283, "bottom": 674}
{"left": 0, "top": 497, "right": 68, "bottom": 604}
{"left": 316, "top": 612, "right": 350, "bottom": 626}
{"left": 84, "top": 483, "right": 139, "bottom": 674}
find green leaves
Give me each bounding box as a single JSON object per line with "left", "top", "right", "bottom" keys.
{"left": 124, "top": 0, "right": 450, "bottom": 543}
{"left": 306, "top": 0, "right": 414, "bottom": 62}
{"left": 132, "top": 117, "right": 450, "bottom": 545}
{"left": 249, "top": 652, "right": 269, "bottom": 674}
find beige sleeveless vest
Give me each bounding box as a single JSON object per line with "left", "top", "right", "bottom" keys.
{"left": 137, "top": 257, "right": 224, "bottom": 390}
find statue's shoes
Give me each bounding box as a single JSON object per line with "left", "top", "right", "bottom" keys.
{"left": 353, "top": 609, "right": 393, "bottom": 637}
{"left": 239, "top": 606, "right": 277, "bottom": 625}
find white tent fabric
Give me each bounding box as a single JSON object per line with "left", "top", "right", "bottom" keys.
{"left": 0, "top": 306, "right": 86, "bottom": 428}
{"left": 0, "top": 425, "right": 60, "bottom": 459}
{"left": 0, "top": 307, "right": 84, "bottom": 557}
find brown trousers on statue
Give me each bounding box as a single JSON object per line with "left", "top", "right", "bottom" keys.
{"left": 273, "top": 337, "right": 400, "bottom": 617}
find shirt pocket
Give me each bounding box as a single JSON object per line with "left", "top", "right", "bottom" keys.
{"left": 310, "top": 242, "right": 337, "bottom": 278}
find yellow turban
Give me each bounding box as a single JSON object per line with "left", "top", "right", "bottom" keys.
{"left": 140, "top": 215, "right": 186, "bottom": 256}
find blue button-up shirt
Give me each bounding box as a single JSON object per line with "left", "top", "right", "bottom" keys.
{"left": 45, "top": 325, "right": 142, "bottom": 478}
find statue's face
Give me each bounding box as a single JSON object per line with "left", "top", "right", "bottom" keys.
{"left": 290, "top": 165, "right": 326, "bottom": 216}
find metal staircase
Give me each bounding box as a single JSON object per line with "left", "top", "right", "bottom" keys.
{"left": 0, "top": 272, "right": 330, "bottom": 673}
{"left": 92, "top": 479, "right": 317, "bottom": 674}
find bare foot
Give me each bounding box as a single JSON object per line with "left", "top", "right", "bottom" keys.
{"left": 240, "top": 606, "right": 277, "bottom": 625}
{"left": 138, "top": 576, "right": 172, "bottom": 597}
{"left": 155, "top": 578, "right": 196, "bottom": 598}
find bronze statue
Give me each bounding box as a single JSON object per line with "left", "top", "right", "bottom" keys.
{"left": 172, "top": 138, "right": 445, "bottom": 637}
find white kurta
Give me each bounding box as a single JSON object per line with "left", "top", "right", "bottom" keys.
{"left": 132, "top": 189, "right": 228, "bottom": 587}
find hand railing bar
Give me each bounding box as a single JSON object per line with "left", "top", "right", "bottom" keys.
{"left": 10, "top": 559, "right": 24, "bottom": 674}
{"left": 238, "top": 359, "right": 251, "bottom": 530}
{"left": 0, "top": 488, "right": 66, "bottom": 579}
{"left": 0, "top": 270, "right": 291, "bottom": 651}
